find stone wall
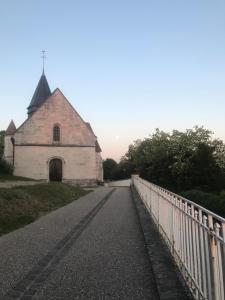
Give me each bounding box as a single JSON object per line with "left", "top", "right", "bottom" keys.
{"left": 3, "top": 135, "right": 13, "bottom": 165}
{"left": 96, "top": 152, "right": 103, "bottom": 182}
{"left": 14, "top": 146, "right": 97, "bottom": 181}
{"left": 14, "top": 89, "right": 96, "bottom": 146}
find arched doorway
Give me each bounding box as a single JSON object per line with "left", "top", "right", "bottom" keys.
{"left": 49, "top": 158, "right": 62, "bottom": 182}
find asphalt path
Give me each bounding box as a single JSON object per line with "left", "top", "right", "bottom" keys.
{"left": 0, "top": 187, "right": 159, "bottom": 300}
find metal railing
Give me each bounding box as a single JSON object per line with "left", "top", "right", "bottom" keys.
{"left": 132, "top": 175, "right": 225, "bottom": 300}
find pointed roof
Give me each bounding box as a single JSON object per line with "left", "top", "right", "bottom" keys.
{"left": 95, "top": 141, "right": 102, "bottom": 152}
{"left": 86, "top": 122, "right": 95, "bottom": 135}
{"left": 5, "top": 120, "right": 16, "bottom": 135}
{"left": 27, "top": 73, "right": 51, "bottom": 115}
{"left": 86, "top": 122, "right": 102, "bottom": 152}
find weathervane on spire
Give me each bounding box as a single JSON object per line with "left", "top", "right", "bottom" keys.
{"left": 41, "top": 50, "right": 46, "bottom": 74}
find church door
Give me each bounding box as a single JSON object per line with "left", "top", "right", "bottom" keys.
{"left": 49, "top": 159, "right": 62, "bottom": 182}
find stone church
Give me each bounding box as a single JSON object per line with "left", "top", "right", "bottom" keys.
{"left": 3, "top": 71, "right": 103, "bottom": 186}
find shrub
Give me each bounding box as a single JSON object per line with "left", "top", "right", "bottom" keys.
{"left": 180, "top": 189, "right": 225, "bottom": 218}
{"left": 0, "top": 159, "right": 13, "bottom": 175}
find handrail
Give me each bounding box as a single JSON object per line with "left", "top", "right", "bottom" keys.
{"left": 132, "top": 175, "right": 225, "bottom": 300}
{"left": 139, "top": 178, "right": 225, "bottom": 223}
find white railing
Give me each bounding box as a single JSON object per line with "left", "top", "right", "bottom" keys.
{"left": 132, "top": 175, "right": 225, "bottom": 300}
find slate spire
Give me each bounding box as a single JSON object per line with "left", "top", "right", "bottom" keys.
{"left": 27, "top": 73, "right": 51, "bottom": 116}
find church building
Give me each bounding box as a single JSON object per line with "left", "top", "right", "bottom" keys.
{"left": 3, "top": 71, "right": 103, "bottom": 186}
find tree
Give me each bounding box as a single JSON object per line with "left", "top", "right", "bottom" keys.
{"left": 103, "top": 158, "right": 118, "bottom": 180}
{"left": 122, "top": 126, "right": 225, "bottom": 192}
{"left": 0, "top": 130, "right": 13, "bottom": 175}
{"left": 115, "top": 156, "right": 136, "bottom": 179}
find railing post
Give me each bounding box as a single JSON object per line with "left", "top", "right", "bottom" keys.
{"left": 208, "top": 215, "right": 219, "bottom": 300}
{"left": 157, "top": 192, "right": 160, "bottom": 229}
{"left": 171, "top": 195, "right": 175, "bottom": 256}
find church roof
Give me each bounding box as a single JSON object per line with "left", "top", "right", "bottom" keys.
{"left": 5, "top": 120, "right": 16, "bottom": 135}
{"left": 86, "top": 122, "right": 95, "bottom": 135}
{"left": 27, "top": 73, "right": 51, "bottom": 115}
{"left": 95, "top": 141, "right": 102, "bottom": 152}
{"left": 86, "top": 122, "right": 102, "bottom": 152}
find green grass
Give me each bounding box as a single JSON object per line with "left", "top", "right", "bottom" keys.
{"left": 0, "top": 174, "right": 35, "bottom": 181}
{"left": 0, "top": 183, "right": 91, "bottom": 236}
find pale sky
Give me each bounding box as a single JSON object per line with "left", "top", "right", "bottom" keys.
{"left": 0, "top": 0, "right": 225, "bottom": 161}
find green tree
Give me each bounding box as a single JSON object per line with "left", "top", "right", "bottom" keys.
{"left": 115, "top": 156, "right": 136, "bottom": 179}
{"left": 123, "top": 126, "right": 225, "bottom": 192}
{"left": 0, "top": 130, "right": 13, "bottom": 175}
{"left": 103, "top": 158, "right": 118, "bottom": 180}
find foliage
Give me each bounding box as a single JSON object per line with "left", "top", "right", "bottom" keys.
{"left": 103, "top": 158, "right": 118, "bottom": 180}
{"left": 180, "top": 190, "right": 225, "bottom": 218}
{"left": 0, "top": 183, "right": 90, "bottom": 236}
{"left": 123, "top": 126, "right": 225, "bottom": 192}
{"left": 103, "top": 157, "right": 136, "bottom": 180}
{"left": 0, "top": 131, "right": 13, "bottom": 176}
{"left": 0, "top": 159, "right": 13, "bottom": 175}
{"left": 115, "top": 156, "right": 136, "bottom": 179}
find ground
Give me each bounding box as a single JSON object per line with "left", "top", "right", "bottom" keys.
{"left": 0, "top": 184, "right": 192, "bottom": 299}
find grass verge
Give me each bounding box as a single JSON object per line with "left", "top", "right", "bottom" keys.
{"left": 0, "top": 174, "right": 35, "bottom": 181}
{"left": 0, "top": 183, "right": 91, "bottom": 236}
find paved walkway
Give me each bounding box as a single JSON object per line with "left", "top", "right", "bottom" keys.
{"left": 0, "top": 187, "right": 159, "bottom": 300}
{"left": 107, "top": 179, "right": 131, "bottom": 187}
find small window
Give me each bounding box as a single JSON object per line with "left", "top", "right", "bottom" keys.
{"left": 53, "top": 125, "right": 60, "bottom": 141}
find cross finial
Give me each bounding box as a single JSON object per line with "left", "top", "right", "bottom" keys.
{"left": 41, "top": 50, "right": 46, "bottom": 74}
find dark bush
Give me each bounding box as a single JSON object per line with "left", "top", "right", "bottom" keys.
{"left": 103, "top": 158, "right": 118, "bottom": 180}
{"left": 180, "top": 190, "right": 225, "bottom": 218}
{"left": 0, "top": 159, "right": 13, "bottom": 175}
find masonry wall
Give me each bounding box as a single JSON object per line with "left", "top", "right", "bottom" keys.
{"left": 14, "top": 90, "right": 96, "bottom": 146}
{"left": 3, "top": 136, "right": 14, "bottom": 165}
{"left": 96, "top": 152, "right": 103, "bottom": 182}
{"left": 14, "top": 146, "right": 97, "bottom": 182}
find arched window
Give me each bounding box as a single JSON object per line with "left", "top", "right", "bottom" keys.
{"left": 53, "top": 125, "right": 60, "bottom": 141}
